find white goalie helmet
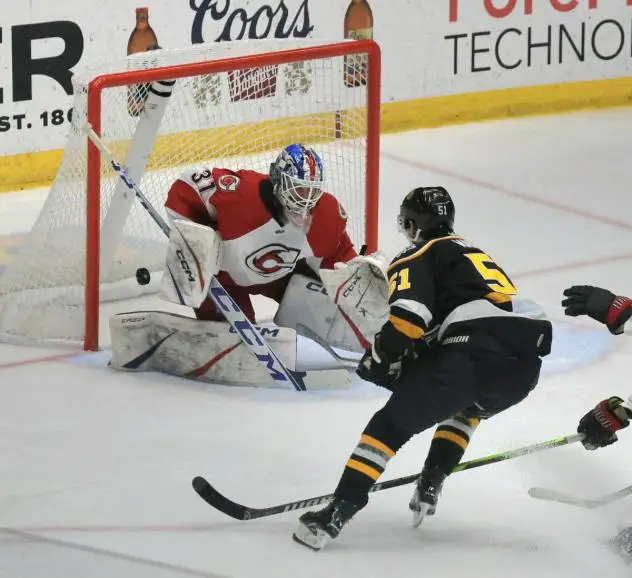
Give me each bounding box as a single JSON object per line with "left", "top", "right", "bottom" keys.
{"left": 269, "top": 144, "right": 324, "bottom": 229}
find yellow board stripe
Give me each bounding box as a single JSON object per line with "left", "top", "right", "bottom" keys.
{"left": 346, "top": 458, "right": 381, "bottom": 480}
{"left": 433, "top": 430, "right": 469, "bottom": 450}
{"left": 468, "top": 417, "right": 481, "bottom": 427}
{"left": 388, "top": 236, "right": 462, "bottom": 272}
{"left": 388, "top": 314, "right": 424, "bottom": 339}
{"left": 360, "top": 434, "right": 396, "bottom": 458}
{"left": 0, "top": 150, "right": 64, "bottom": 193}
{"left": 381, "top": 76, "right": 632, "bottom": 133}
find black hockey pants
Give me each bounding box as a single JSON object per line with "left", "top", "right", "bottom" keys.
{"left": 381, "top": 338, "right": 543, "bottom": 435}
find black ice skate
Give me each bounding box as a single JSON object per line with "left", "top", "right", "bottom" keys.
{"left": 409, "top": 466, "right": 447, "bottom": 528}
{"left": 293, "top": 498, "right": 361, "bottom": 551}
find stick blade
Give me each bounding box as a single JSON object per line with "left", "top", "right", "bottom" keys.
{"left": 528, "top": 486, "right": 598, "bottom": 508}
{"left": 192, "top": 476, "right": 252, "bottom": 520}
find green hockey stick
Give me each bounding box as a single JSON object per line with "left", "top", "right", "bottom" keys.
{"left": 193, "top": 433, "right": 584, "bottom": 520}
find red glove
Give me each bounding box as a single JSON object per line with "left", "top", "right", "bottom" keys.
{"left": 577, "top": 396, "right": 632, "bottom": 450}
{"left": 562, "top": 285, "right": 632, "bottom": 334}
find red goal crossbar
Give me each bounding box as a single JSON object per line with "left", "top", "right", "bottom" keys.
{"left": 85, "top": 40, "right": 381, "bottom": 350}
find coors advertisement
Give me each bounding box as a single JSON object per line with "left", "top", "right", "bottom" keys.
{"left": 186, "top": 0, "right": 315, "bottom": 105}
{"left": 122, "top": 1, "right": 374, "bottom": 108}
{"left": 189, "top": 0, "right": 314, "bottom": 43}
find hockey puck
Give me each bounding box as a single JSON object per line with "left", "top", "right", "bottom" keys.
{"left": 136, "top": 267, "right": 151, "bottom": 286}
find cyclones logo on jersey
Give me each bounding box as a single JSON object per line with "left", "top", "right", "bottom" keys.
{"left": 245, "top": 244, "right": 301, "bottom": 277}
{"left": 217, "top": 174, "right": 241, "bottom": 192}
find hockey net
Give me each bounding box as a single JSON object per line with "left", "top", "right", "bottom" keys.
{"left": 0, "top": 39, "right": 380, "bottom": 350}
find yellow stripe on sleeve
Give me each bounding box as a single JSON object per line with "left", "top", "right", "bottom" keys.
{"left": 486, "top": 291, "right": 513, "bottom": 304}
{"left": 389, "top": 314, "right": 425, "bottom": 339}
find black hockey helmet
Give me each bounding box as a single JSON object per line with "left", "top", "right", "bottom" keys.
{"left": 398, "top": 187, "right": 455, "bottom": 244}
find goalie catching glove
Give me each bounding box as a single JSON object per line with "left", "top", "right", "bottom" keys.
{"left": 577, "top": 396, "right": 632, "bottom": 450}
{"left": 319, "top": 252, "right": 390, "bottom": 344}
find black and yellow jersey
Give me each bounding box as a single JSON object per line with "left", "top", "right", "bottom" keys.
{"left": 384, "top": 235, "right": 519, "bottom": 346}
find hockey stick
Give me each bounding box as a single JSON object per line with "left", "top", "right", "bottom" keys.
{"left": 192, "top": 433, "right": 584, "bottom": 520}
{"left": 85, "top": 125, "right": 306, "bottom": 391}
{"left": 528, "top": 484, "right": 632, "bottom": 509}
{"left": 295, "top": 324, "right": 361, "bottom": 370}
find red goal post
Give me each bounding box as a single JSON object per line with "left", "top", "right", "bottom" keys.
{"left": 0, "top": 39, "right": 381, "bottom": 351}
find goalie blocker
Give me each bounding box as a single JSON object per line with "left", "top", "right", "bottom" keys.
{"left": 158, "top": 219, "right": 221, "bottom": 308}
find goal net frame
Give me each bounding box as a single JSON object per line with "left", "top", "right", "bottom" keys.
{"left": 84, "top": 40, "right": 381, "bottom": 351}
{"left": 2, "top": 40, "right": 381, "bottom": 351}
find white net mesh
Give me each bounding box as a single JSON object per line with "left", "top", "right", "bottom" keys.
{"left": 0, "top": 39, "right": 375, "bottom": 346}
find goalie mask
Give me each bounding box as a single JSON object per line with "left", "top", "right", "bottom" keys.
{"left": 398, "top": 187, "right": 455, "bottom": 244}
{"left": 269, "top": 144, "right": 324, "bottom": 230}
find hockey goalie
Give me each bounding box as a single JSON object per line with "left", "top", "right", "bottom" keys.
{"left": 109, "top": 144, "right": 389, "bottom": 388}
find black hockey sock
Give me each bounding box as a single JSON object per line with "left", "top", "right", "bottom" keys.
{"left": 424, "top": 412, "right": 480, "bottom": 477}
{"left": 334, "top": 409, "right": 412, "bottom": 508}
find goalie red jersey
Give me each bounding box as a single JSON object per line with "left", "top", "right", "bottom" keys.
{"left": 164, "top": 151, "right": 357, "bottom": 321}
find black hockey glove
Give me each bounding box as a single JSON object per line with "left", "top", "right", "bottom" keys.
{"left": 356, "top": 334, "right": 405, "bottom": 390}
{"left": 562, "top": 285, "right": 632, "bottom": 334}
{"left": 577, "top": 396, "right": 632, "bottom": 450}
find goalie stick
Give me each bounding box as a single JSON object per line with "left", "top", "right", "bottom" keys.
{"left": 528, "top": 484, "right": 632, "bottom": 509}
{"left": 192, "top": 433, "right": 583, "bottom": 520}
{"left": 85, "top": 124, "right": 306, "bottom": 392}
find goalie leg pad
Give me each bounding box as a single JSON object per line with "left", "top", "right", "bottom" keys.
{"left": 274, "top": 274, "right": 368, "bottom": 353}
{"left": 110, "top": 311, "right": 351, "bottom": 390}
{"left": 109, "top": 311, "right": 297, "bottom": 387}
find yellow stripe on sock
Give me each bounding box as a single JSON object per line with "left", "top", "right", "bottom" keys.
{"left": 360, "top": 434, "right": 396, "bottom": 458}
{"left": 346, "top": 458, "right": 381, "bottom": 480}
{"left": 433, "top": 430, "right": 469, "bottom": 450}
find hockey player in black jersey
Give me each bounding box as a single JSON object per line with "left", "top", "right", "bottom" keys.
{"left": 292, "top": 186, "right": 553, "bottom": 551}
